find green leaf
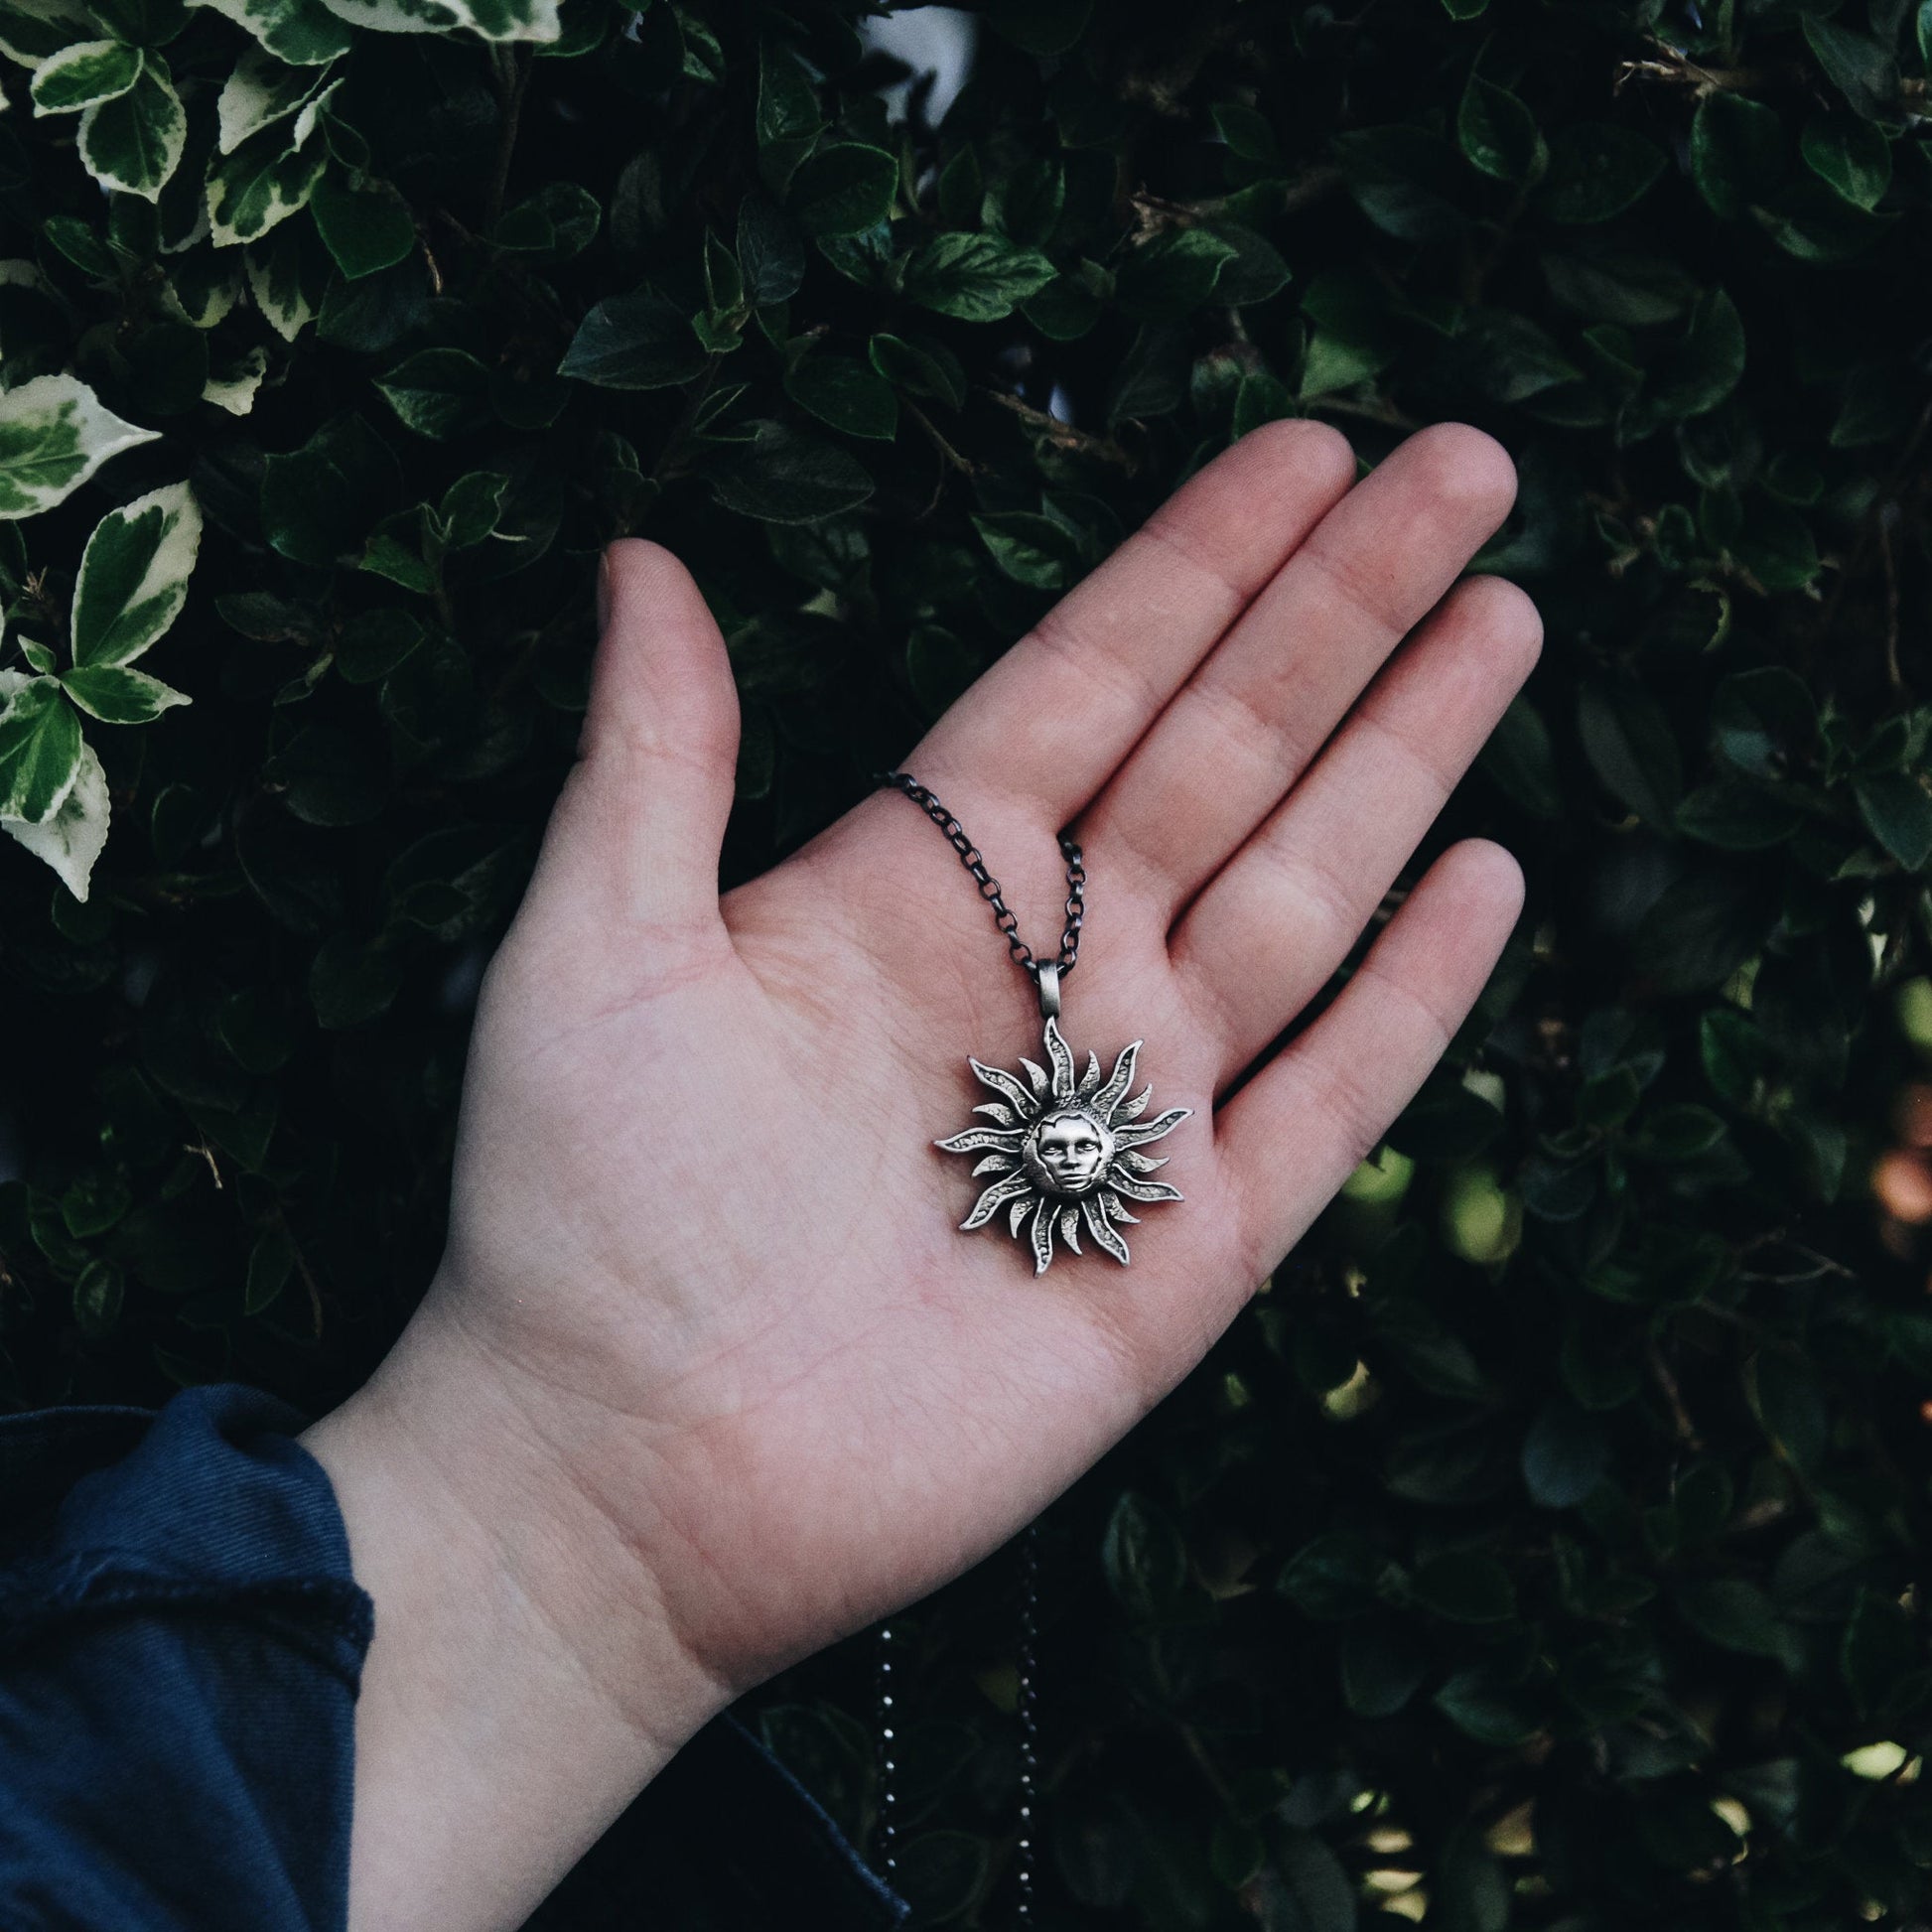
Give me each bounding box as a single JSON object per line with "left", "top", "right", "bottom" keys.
{"left": 0, "top": 0, "right": 97, "bottom": 68}
{"left": 310, "top": 168, "right": 417, "bottom": 280}
{"left": 904, "top": 624, "right": 979, "bottom": 721}
{"left": 736, "top": 193, "right": 804, "bottom": 305}
{"left": 1101, "top": 1489, "right": 1188, "bottom": 1619}
{"left": 79, "top": 57, "right": 187, "bottom": 201}
{"left": 1522, "top": 1400, "right": 1611, "bottom": 1508}
{"left": 244, "top": 1226, "right": 296, "bottom": 1313}
{"left": 970, "top": 509, "right": 1083, "bottom": 590}
{"left": 491, "top": 180, "right": 600, "bottom": 259}
{"left": 1265, "top": 1828, "right": 1358, "bottom": 1932}
{"left": 1803, "top": 15, "right": 1901, "bottom": 123}
{"left": 787, "top": 141, "right": 897, "bottom": 238}
{"left": 559, "top": 287, "right": 708, "bottom": 389}
{"left": 0, "top": 675, "right": 82, "bottom": 822}
{"left": 986, "top": 155, "right": 1065, "bottom": 247}
{"left": 900, "top": 232, "right": 1057, "bottom": 323}
{"left": 71, "top": 480, "right": 203, "bottom": 667}
{"left": 29, "top": 37, "right": 140, "bottom": 113}
{"left": 1674, "top": 1579, "right": 1788, "bottom": 1657}
{"left": 1456, "top": 74, "right": 1545, "bottom": 184}
{"left": 1855, "top": 771, "right": 1932, "bottom": 869}
{"left": 1336, "top": 124, "right": 1465, "bottom": 241}
{"left": 1535, "top": 123, "right": 1666, "bottom": 224}
{"left": 1691, "top": 92, "right": 1785, "bottom": 219}
{"left": 0, "top": 372, "right": 160, "bottom": 519}
{"left": 782, "top": 354, "right": 897, "bottom": 441}
{"left": 373, "top": 346, "right": 492, "bottom": 439}
{"left": 1578, "top": 676, "right": 1681, "bottom": 826}
{"left": 1801, "top": 115, "right": 1891, "bottom": 208}
{"left": 260, "top": 413, "right": 401, "bottom": 566}
{"left": 1675, "top": 778, "right": 1803, "bottom": 850}
{"left": 1339, "top": 1627, "right": 1426, "bottom": 1718}
{"left": 1412, "top": 1550, "right": 1518, "bottom": 1622}
{"left": 868, "top": 333, "right": 965, "bottom": 410}
{"left": 1649, "top": 287, "right": 1745, "bottom": 420}
{"left": 755, "top": 32, "right": 821, "bottom": 194}
{"left": 61, "top": 663, "right": 189, "bottom": 722}
{"left": 1115, "top": 227, "right": 1241, "bottom": 319}
{"left": 699, "top": 419, "right": 874, "bottom": 523}
{"left": 72, "top": 1257, "right": 125, "bottom": 1336}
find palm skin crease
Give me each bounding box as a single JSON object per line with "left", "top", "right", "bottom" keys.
{"left": 309, "top": 417, "right": 1544, "bottom": 1932}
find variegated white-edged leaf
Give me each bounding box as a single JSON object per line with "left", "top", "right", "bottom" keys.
{"left": 194, "top": 0, "right": 348, "bottom": 68}
{"left": 243, "top": 224, "right": 325, "bottom": 339}
{"left": 30, "top": 37, "right": 139, "bottom": 115}
{"left": 164, "top": 255, "right": 242, "bottom": 329}
{"left": 0, "top": 672, "right": 81, "bottom": 822}
{"left": 0, "top": 372, "right": 159, "bottom": 518}
{"left": 2, "top": 732, "right": 107, "bottom": 898}
{"left": 316, "top": 0, "right": 557, "bottom": 42}
{"left": 19, "top": 641, "right": 55, "bottom": 674}
{"left": 71, "top": 480, "right": 204, "bottom": 667}
{"left": 203, "top": 344, "right": 269, "bottom": 414}
{"left": 217, "top": 43, "right": 337, "bottom": 152}
{"left": 61, "top": 663, "right": 190, "bottom": 722}
{"left": 0, "top": 0, "right": 97, "bottom": 70}
{"left": 207, "top": 82, "right": 337, "bottom": 245}
{"left": 77, "top": 58, "right": 186, "bottom": 200}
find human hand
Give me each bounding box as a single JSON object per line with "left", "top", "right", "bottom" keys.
{"left": 305, "top": 418, "right": 1541, "bottom": 1932}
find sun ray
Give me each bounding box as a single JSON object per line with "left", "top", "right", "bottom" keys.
{"left": 1058, "top": 1205, "right": 1081, "bottom": 1253}
{"left": 1077, "top": 1050, "right": 1102, "bottom": 1097}
{"left": 1114, "top": 1084, "right": 1153, "bottom": 1123}
{"left": 1020, "top": 1057, "right": 1049, "bottom": 1099}
{"left": 962, "top": 1171, "right": 1035, "bottom": 1230}
{"left": 969, "top": 1056, "right": 1036, "bottom": 1114}
{"left": 1109, "top": 1173, "right": 1183, "bottom": 1204}
{"left": 1029, "top": 1195, "right": 1055, "bottom": 1275}
{"left": 934, "top": 1125, "right": 1027, "bottom": 1155}
{"left": 1117, "top": 1149, "right": 1169, "bottom": 1173}
{"left": 1092, "top": 1038, "right": 1142, "bottom": 1117}
{"left": 1041, "top": 1015, "right": 1076, "bottom": 1100}
{"left": 1009, "top": 1197, "right": 1032, "bottom": 1237}
{"left": 972, "top": 1153, "right": 1017, "bottom": 1176}
{"left": 1114, "top": 1106, "right": 1190, "bottom": 1148}
{"left": 973, "top": 1100, "right": 1019, "bottom": 1125}
{"left": 1082, "top": 1196, "right": 1130, "bottom": 1265}
{"left": 1101, "top": 1190, "right": 1139, "bottom": 1223}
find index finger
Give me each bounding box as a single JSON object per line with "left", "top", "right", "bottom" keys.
{"left": 903, "top": 418, "right": 1358, "bottom": 826}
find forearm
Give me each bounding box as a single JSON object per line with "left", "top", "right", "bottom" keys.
{"left": 301, "top": 1290, "right": 735, "bottom": 1932}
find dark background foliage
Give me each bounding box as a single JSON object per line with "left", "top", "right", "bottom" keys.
{"left": 4, "top": 0, "right": 1932, "bottom": 1923}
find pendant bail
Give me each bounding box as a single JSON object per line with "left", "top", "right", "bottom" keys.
{"left": 1035, "top": 960, "right": 1062, "bottom": 1022}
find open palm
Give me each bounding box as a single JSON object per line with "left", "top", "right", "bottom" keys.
{"left": 320, "top": 417, "right": 1541, "bottom": 1928}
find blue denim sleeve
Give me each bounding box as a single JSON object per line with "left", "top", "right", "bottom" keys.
{"left": 0, "top": 1383, "right": 909, "bottom": 1932}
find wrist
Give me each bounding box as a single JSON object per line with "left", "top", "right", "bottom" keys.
{"left": 302, "top": 1282, "right": 736, "bottom": 1931}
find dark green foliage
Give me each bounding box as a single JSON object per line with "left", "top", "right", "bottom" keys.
{"left": 2, "top": 0, "right": 1930, "bottom": 1925}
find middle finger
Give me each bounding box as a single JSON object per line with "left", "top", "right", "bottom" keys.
{"left": 1074, "top": 421, "right": 1518, "bottom": 924}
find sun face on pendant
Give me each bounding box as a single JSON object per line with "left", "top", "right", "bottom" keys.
{"left": 935, "top": 1015, "right": 1192, "bottom": 1275}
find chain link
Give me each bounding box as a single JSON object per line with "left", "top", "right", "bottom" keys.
{"left": 879, "top": 771, "right": 1085, "bottom": 985}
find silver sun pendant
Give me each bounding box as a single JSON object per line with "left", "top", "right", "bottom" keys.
{"left": 934, "top": 985, "right": 1191, "bottom": 1276}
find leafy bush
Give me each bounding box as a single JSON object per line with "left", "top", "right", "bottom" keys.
{"left": 3, "top": 0, "right": 1931, "bottom": 1924}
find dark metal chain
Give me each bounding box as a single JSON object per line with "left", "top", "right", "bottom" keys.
{"left": 874, "top": 1519, "right": 1041, "bottom": 1923}
{"left": 879, "top": 771, "right": 1086, "bottom": 987}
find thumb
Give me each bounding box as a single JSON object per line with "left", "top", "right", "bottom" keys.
{"left": 526, "top": 538, "right": 742, "bottom": 933}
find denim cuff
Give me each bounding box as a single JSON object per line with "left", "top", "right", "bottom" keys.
{"left": 0, "top": 1382, "right": 908, "bottom": 1931}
